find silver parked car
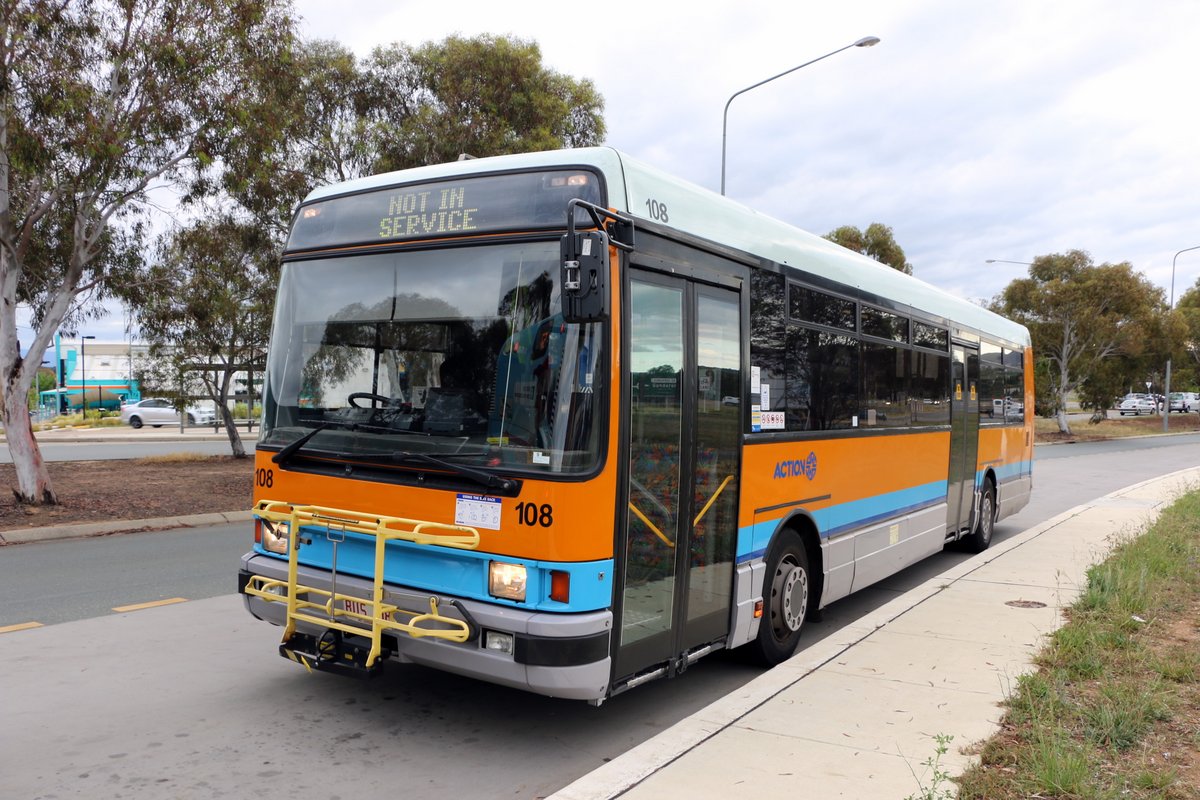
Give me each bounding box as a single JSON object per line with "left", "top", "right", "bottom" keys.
{"left": 120, "top": 398, "right": 216, "bottom": 428}
{"left": 1117, "top": 394, "right": 1156, "bottom": 416}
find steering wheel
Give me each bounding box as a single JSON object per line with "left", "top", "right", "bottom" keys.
{"left": 348, "top": 392, "right": 400, "bottom": 409}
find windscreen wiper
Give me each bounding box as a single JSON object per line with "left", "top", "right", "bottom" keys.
{"left": 272, "top": 421, "right": 352, "bottom": 467}
{"left": 392, "top": 450, "right": 517, "bottom": 494}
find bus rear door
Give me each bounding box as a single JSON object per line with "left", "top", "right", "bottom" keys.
{"left": 947, "top": 343, "right": 980, "bottom": 534}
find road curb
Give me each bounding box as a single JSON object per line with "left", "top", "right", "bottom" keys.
{"left": 0, "top": 510, "right": 255, "bottom": 546}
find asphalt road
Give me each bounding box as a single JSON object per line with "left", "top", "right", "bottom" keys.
{"left": 0, "top": 428, "right": 241, "bottom": 462}
{"left": 1, "top": 433, "right": 1197, "bottom": 799}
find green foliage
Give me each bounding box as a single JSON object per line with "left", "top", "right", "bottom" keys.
{"left": 1082, "top": 681, "right": 1171, "bottom": 751}
{"left": 904, "top": 734, "right": 955, "bottom": 800}
{"left": 992, "top": 250, "right": 1167, "bottom": 434}
{"left": 25, "top": 367, "right": 57, "bottom": 408}
{"left": 225, "top": 34, "right": 606, "bottom": 229}
{"left": 1177, "top": 276, "right": 1200, "bottom": 387}
{"left": 126, "top": 214, "right": 276, "bottom": 457}
{"left": 824, "top": 222, "right": 913, "bottom": 274}
{"left": 1152, "top": 646, "right": 1199, "bottom": 683}
{"left": 0, "top": 0, "right": 296, "bottom": 501}
{"left": 1031, "top": 355, "right": 1057, "bottom": 417}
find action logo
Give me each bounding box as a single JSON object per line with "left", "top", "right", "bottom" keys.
{"left": 773, "top": 451, "right": 818, "bottom": 480}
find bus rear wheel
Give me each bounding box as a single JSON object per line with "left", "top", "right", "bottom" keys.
{"left": 752, "top": 531, "right": 810, "bottom": 665}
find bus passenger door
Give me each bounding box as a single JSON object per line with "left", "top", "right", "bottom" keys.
{"left": 947, "top": 344, "right": 980, "bottom": 534}
{"left": 615, "top": 271, "right": 742, "bottom": 684}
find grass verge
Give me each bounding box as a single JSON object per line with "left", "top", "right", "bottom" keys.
{"left": 1036, "top": 414, "right": 1200, "bottom": 442}
{"left": 955, "top": 489, "right": 1200, "bottom": 799}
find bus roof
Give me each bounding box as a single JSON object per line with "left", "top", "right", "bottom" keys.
{"left": 303, "top": 147, "right": 1029, "bottom": 347}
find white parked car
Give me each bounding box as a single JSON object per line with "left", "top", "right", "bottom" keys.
{"left": 1117, "top": 395, "right": 1156, "bottom": 416}
{"left": 120, "top": 398, "right": 216, "bottom": 428}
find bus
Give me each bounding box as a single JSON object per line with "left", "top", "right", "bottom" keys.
{"left": 239, "top": 147, "right": 1033, "bottom": 704}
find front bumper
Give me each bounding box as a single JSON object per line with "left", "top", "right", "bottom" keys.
{"left": 239, "top": 552, "right": 613, "bottom": 702}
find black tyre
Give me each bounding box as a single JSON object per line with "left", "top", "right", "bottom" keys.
{"left": 962, "top": 481, "right": 996, "bottom": 553}
{"left": 751, "top": 530, "right": 811, "bottom": 666}
{"left": 129, "top": 416, "right": 143, "bottom": 429}
{"left": 186, "top": 413, "right": 195, "bottom": 425}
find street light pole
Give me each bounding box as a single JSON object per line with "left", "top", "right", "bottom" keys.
{"left": 720, "top": 35, "right": 880, "bottom": 196}
{"left": 1163, "top": 244, "right": 1200, "bottom": 432}
{"left": 79, "top": 335, "right": 95, "bottom": 417}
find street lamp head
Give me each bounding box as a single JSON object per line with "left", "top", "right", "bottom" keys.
{"left": 720, "top": 35, "right": 882, "bottom": 196}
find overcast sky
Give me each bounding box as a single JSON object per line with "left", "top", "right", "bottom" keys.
{"left": 59, "top": 0, "right": 1200, "bottom": 346}
{"left": 297, "top": 0, "right": 1200, "bottom": 301}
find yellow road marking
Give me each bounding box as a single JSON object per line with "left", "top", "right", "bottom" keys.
{"left": 112, "top": 597, "right": 189, "bottom": 613}
{"left": 0, "top": 621, "right": 43, "bottom": 634}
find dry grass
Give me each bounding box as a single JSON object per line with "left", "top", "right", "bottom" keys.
{"left": 1036, "top": 414, "right": 1200, "bottom": 443}
{"left": 132, "top": 452, "right": 225, "bottom": 464}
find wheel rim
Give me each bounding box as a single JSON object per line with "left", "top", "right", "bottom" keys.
{"left": 770, "top": 554, "right": 808, "bottom": 639}
{"left": 980, "top": 492, "right": 995, "bottom": 544}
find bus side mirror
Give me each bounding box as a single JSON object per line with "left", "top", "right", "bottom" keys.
{"left": 561, "top": 230, "right": 609, "bottom": 323}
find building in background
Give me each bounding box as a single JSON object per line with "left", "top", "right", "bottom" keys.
{"left": 40, "top": 336, "right": 259, "bottom": 419}
{"left": 40, "top": 336, "right": 144, "bottom": 413}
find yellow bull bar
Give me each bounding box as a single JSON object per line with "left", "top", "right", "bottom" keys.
{"left": 245, "top": 500, "right": 482, "bottom": 673}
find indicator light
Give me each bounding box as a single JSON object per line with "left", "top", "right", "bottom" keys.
{"left": 550, "top": 570, "right": 570, "bottom": 603}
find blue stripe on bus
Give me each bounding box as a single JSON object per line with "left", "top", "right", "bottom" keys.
{"left": 255, "top": 535, "right": 613, "bottom": 613}
{"left": 735, "top": 480, "right": 947, "bottom": 564}
{"left": 988, "top": 459, "right": 1031, "bottom": 484}
{"left": 736, "top": 458, "right": 1033, "bottom": 564}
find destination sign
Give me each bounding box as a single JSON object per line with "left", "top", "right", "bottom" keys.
{"left": 286, "top": 170, "right": 604, "bottom": 252}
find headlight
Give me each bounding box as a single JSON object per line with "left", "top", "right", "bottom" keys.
{"left": 489, "top": 561, "right": 527, "bottom": 602}
{"left": 259, "top": 519, "right": 290, "bottom": 554}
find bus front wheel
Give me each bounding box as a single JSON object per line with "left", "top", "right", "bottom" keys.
{"left": 752, "top": 531, "right": 810, "bottom": 666}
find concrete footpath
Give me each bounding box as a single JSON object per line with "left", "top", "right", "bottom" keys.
{"left": 550, "top": 465, "right": 1200, "bottom": 800}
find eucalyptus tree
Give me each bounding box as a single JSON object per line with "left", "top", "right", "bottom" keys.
{"left": 994, "top": 250, "right": 1165, "bottom": 435}
{"left": 0, "top": 0, "right": 295, "bottom": 504}
{"left": 823, "top": 223, "right": 913, "bottom": 274}
{"left": 128, "top": 215, "right": 276, "bottom": 458}
{"left": 225, "top": 34, "right": 607, "bottom": 230}
{"left": 1175, "top": 277, "right": 1200, "bottom": 389}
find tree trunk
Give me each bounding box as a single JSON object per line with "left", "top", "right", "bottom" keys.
{"left": 1055, "top": 360, "right": 1074, "bottom": 436}
{"left": 2, "top": 385, "right": 58, "bottom": 504}
{"left": 220, "top": 403, "right": 246, "bottom": 458}
{"left": 1054, "top": 382, "right": 1073, "bottom": 435}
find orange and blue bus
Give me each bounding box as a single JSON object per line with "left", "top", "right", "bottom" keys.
{"left": 239, "top": 147, "right": 1033, "bottom": 703}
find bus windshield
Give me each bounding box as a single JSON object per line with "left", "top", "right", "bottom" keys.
{"left": 261, "top": 240, "right": 604, "bottom": 474}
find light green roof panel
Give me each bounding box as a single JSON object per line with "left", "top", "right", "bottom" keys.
{"left": 613, "top": 151, "right": 1029, "bottom": 347}
{"left": 300, "top": 147, "right": 1027, "bottom": 347}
